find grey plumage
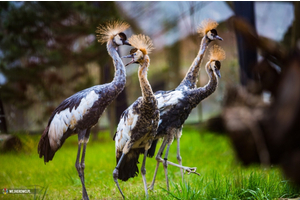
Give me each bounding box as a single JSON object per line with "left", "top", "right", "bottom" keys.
{"left": 38, "top": 21, "right": 130, "bottom": 200}
{"left": 113, "top": 34, "right": 158, "bottom": 199}
{"left": 148, "top": 44, "right": 225, "bottom": 191}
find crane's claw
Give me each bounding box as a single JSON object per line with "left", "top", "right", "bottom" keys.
{"left": 183, "top": 167, "right": 200, "bottom": 176}
{"left": 148, "top": 185, "right": 154, "bottom": 190}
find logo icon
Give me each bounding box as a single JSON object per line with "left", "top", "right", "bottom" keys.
{"left": 3, "top": 188, "right": 7, "bottom": 195}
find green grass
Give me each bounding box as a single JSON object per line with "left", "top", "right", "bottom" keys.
{"left": 0, "top": 127, "right": 299, "bottom": 199}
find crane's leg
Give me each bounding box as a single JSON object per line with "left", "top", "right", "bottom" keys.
{"left": 163, "top": 144, "right": 171, "bottom": 191}
{"left": 141, "top": 149, "right": 149, "bottom": 198}
{"left": 173, "top": 129, "right": 199, "bottom": 178}
{"left": 81, "top": 129, "right": 91, "bottom": 199}
{"left": 148, "top": 138, "right": 168, "bottom": 190}
{"left": 113, "top": 153, "right": 126, "bottom": 199}
{"left": 176, "top": 135, "right": 184, "bottom": 183}
{"left": 75, "top": 130, "right": 89, "bottom": 200}
{"left": 149, "top": 138, "right": 199, "bottom": 191}
{"left": 162, "top": 160, "right": 199, "bottom": 175}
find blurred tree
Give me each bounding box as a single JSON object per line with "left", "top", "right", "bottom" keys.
{"left": 0, "top": 99, "right": 7, "bottom": 133}
{"left": 166, "top": 40, "right": 181, "bottom": 89}
{"left": 292, "top": 2, "right": 300, "bottom": 48}
{"left": 0, "top": 2, "right": 125, "bottom": 133}
{"left": 164, "top": 19, "right": 181, "bottom": 90}
{"left": 233, "top": 1, "right": 258, "bottom": 86}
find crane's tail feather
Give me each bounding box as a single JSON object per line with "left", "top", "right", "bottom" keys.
{"left": 147, "top": 139, "right": 158, "bottom": 158}
{"left": 117, "top": 149, "right": 144, "bottom": 181}
{"left": 38, "top": 126, "right": 56, "bottom": 163}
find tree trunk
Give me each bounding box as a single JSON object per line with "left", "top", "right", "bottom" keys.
{"left": 292, "top": 2, "right": 300, "bottom": 48}
{"left": 233, "top": 1, "right": 258, "bottom": 86}
{"left": 109, "top": 100, "right": 116, "bottom": 138}
{"left": 166, "top": 40, "right": 181, "bottom": 89}
{"left": 0, "top": 100, "right": 7, "bottom": 134}
{"left": 0, "top": 134, "right": 22, "bottom": 152}
{"left": 115, "top": 88, "right": 127, "bottom": 125}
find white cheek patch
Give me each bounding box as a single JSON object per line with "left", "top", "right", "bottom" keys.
{"left": 48, "top": 90, "right": 98, "bottom": 150}
{"left": 210, "top": 61, "right": 215, "bottom": 69}
{"left": 134, "top": 50, "right": 143, "bottom": 62}
{"left": 207, "top": 31, "right": 214, "bottom": 40}
{"left": 137, "top": 50, "right": 143, "bottom": 58}
{"left": 114, "top": 34, "right": 123, "bottom": 46}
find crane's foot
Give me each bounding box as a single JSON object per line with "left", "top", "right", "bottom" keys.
{"left": 148, "top": 183, "right": 154, "bottom": 191}
{"left": 81, "top": 185, "right": 89, "bottom": 200}
{"left": 82, "top": 194, "right": 89, "bottom": 200}
{"left": 113, "top": 168, "right": 125, "bottom": 199}
{"left": 183, "top": 167, "right": 200, "bottom": 176}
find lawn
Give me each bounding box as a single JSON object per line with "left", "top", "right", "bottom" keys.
{"left": 0, "top": 126, "right": 299, "bottom": 200}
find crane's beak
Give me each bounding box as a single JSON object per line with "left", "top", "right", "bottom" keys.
{"left": 215, "top": 35, "right": 223, "bottom": 41}
{"left": 122, "top": 54, "right": 135, "bottom": 66}
{"left": 122, "top": 54, "right": 133, "bottom": 59}
{"left": 123, "top": 40, "right": 131, "bottom": 46}
{"left": 216, "top": 70, "right": 221, "bottom": 78}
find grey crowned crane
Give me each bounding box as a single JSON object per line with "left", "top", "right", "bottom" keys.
{"left": 113, "top": 34, "right": 159, "bottom": 199}
{"left": 146, "top": 19, "right": 223, "bottom": 190}
{"left": 176, "top": 19, "right": 223, "bottom": 91}
{"left": 148, "top": 45, "right": 226, "bottom": 191}
{"left": 38, "top": 21, "right": 130, "bottom": 200}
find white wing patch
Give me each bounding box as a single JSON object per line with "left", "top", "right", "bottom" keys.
{"left": 156, "top": 90, "right": 184, "bottom": 116}
{"left": 158, "top": 119, "right": 162, "bottom": 126}
{"left": 48, "top": 90, "right": 98, "bottom": 150}
{"left": 180, "top": 85, "right": 189, "bottom": 91}
{"left": 115, "top": 107, "right": 139, "bottom": 154}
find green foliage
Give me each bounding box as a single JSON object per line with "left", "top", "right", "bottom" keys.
{"left": 0, "top": 129, "right": 299, "bottom": 199}
{"left": 0, "top": 2, "right": 120, "bottom": 112}
{"left": 161, "top": 181, "right": 202, "bottom": 200}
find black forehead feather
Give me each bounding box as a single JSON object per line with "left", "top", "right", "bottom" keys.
{"left": 210, "top": 29, "right": 218, "bottom": 35}
{"left": 118, "top": 32, "right": 127, "bottom": 40}
{"left": 130, "top": 48, "right": 138, "bottom": 54}
{"left": 215, "top": 60, "right": 221, "bottom": 69}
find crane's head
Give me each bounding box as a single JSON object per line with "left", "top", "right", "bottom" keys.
{"left": 206, "top": 45, "right": 226, "bottom": 78}
{"left": 96, "top": 21, "right": 131, "bottom": 46}
{"left": 209, "top": 60, "right": 222, "bottom": 78}
{"left": 113, "top": 32, "right": 130, "bottom": 46}
{"left": 122, "top": 34, "right": 154, "bottom": 66}
{"left": 198, "top": 19, "right": 223, "bottom": 41}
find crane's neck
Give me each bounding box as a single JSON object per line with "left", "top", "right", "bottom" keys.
{"left": 106, "top": 40, "right": 126, "bottom": 94}
{"left": 138, "top": 55, "right": 154, "bottom": 102}
{"left": 176, "top": 36, "right": 210, "bottom": 90}
{"left": 190, "top": 62, "right": 219, "bottom": 105}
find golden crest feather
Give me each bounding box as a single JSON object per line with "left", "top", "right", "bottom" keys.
{"left": 197, "top": 19, "right": 219, "bottom": 36}
{"left": 209, "top": 45, "right": 226, "bottom": 61}
{"left": 128, "top": 34, "right": 154, "bottom": 55}
{"left": 96, "top": 21, "right": 130, "bottom": 44}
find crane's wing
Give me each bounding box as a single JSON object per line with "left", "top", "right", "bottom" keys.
{"left": 114, "top": 98, "right": 142, "bottom": 150}
{"left": 46, "top": 86, "right": 105, "bottom": 151}
{"left": 48, "top": 87, "right": 102, "bottom": 125}
{"left": 155, "top": 90, "right": 184, "bottom": 117}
